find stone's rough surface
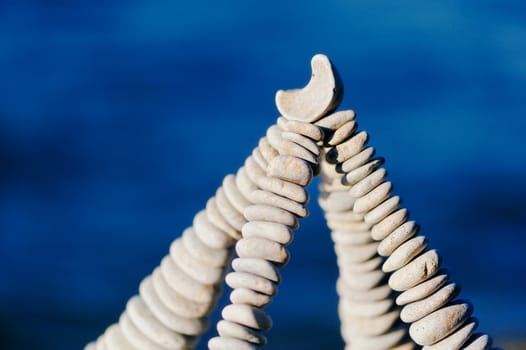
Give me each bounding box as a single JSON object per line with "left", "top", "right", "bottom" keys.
{"left": 232, "top": 257, "right": 281, "bottom": 282}
{"left": 422, "top": 319, "right": 477, "bottom": 350}
{"left": 225, "top": 272, "right": 277, "bottom": 296}
{"left": 268, "top": 155, "right": 312, "bottom": 186}
{"left": 244, "top": 204, "right": 298, "bottom": 228}
{"left": 383, "top": 236, "right": 428, "bottom": 273}
{"left": 236, "top": 237, "right": 289, "bottom": 265}
{"left": 217, "top": 320, "right": 267, "bottom": 346}
{"left": 409, "top": 302, "right": 473, "bottom": 346}
{"left": 396, "top": 272, "right": 449, "bottom": 306}
{"left": 221, "top": 304, "right": 272, "bottom": 331}
{"left": 401, "top": 283, "right": 459, "bottom": 323}
{"left": 389, "top": 249, "right": 441, "bottom": 292}
{"left": 230, "top": 288, "right": 272, "bottom": 308}
{"left": 371, "top": 208, "right": 409, "bottom": 240}
{"left": 462, "top": 333, "right": 492, "bottom": 350}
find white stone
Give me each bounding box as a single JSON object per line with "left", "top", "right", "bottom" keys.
{"left": 326, "top": 120, "right": 356, "bottom": 146}
{"left": 234, "top": 167, "right": 257, "bottom": 202}
{"left": 349, "top": 326, "right": 407, "bottom": 350}
{"left": 256, "top": 175, "right": 308, "bottom": 203}
{"left": 232, "top": 257, "right": 281, "bottom": 282}
{"left": 160, "top": 255, "right": 217, "bottom": 304}
{"left": 396, "top": 272, "right": 448, "bottom": 306}
{"left": 347, "top": 163, "right": 385, "bottom": 191}
{"left": 278, "top": 138, "right": 318, "bottom": 164}
{"left": 422, "top": 318, "right": 477, "bottom": 350}
{"left": 206, "top": 197, "right": 240, "bottom": 240}
{"left": 151, "top": 268, "right": 211, "bottom": 319}
{"left": 251, "top": 147, "right": 267, "bottom": 170}
{"left": 383, "top": 236, "right": 428, "bottom": 272}
{"left": 278, "top": 117, "right": 323, "bottom": 141}
{"left": 139, "top": 276, "right": 209, "bottom": 336}
{"left": 276, "top": 54, "right": 342, "bottom": 123}
{"left": 208, "top": 336, "right": 257, "bottom": 350}
{"left": 181, "top": 227, "right": 230, "bottom": 268}
{"left": 365, "top": 195, "right": 401, "bottom": 225}
{"left": 377, "top": 221, "right": 418, "bottom": 257}
{"left": 242, "top": 221, "right": 293, "bottom": 245}
{"left": 337, "top": 280, "right": 391, "bottom": 302}
{"left": 371, "top": 208, "right": 409, "bottom": 240}
{"left": 401, "top": 283, "right": 459, "bottom": 323}
{"left": 341, "top": 309, "right": 400, "bottom": 337}
{"left": 244, "top": 204, "right": 298, "bottom": 229}
{"left": 340, "top": 146, "right": 375, "bottom": 174}
{"left": 326, "top": 131, "right": 368, "bottom": 164}
{"left": 119, "top": 312, "right": 167, "bottom": 350}
{"left": 324, "top": 209, "right": 365, "bottom": 222}
{"left": 126, "top": 296, "right": 193, "bottom": 350}
{"left": 226, "top": 271, "right": 277, "bottom": 296}
{"left": 216, "top": 187, "right": 247, "bottom": 232}
{"left": 318, "top": 190, "right": 356, "bottom": 212}
{"left": 409, "top": 302, "right": 473, "bottom": 346}
{"left": 236, "top": 237, "right": 289, "bottom": 265}
{"left": 217, "top": 320, "right": 267, "bottom": 346}
{"left": 339, "top": 298, "right": 393, "bottom": 318}
{"left": 389, "top": 250, "right": 441, "bottom": 292}
{"left": 223, "top": 174, "right": 251, "bottom": 214}
{"left": 170, "top": 239, "right": 223, "bottom": 285}
{"left": 193, "top": 210, "right": 235, "bottom": 249}
{"left": 230, "top": 288, "right": 272, "bottom": 308}
{"left": 244, "top": 156, "right": 265, "bottom": 184}
{"left": 282, "top": 131, "right": 320, "bottom": 155}
{"left": 340, "top": 269, "right": 385, "bottom": 291}
{"left": 335, "top": 241, "right": 379, "bottom": 264}
{"left": 267, "top": 155, "right": 313, "bottom": 186}
{"left": 336, "top": 255, "right": 383, "bottom": 273}
{"left": 331, "top": 230, "right": 373, "bottom": 245}
{"left": 265, "top": 124, "right": 283, "bottom": 152}
{"left": 353, "top": 181, "right": 392, "bottom": 214}
{"left": 461, "top": 333, "right": 492, "bottom": 350}
{"left": 250, "top": 189, "right": 308, "bottom": 218}
{"left": 258, "top": 137, "right": 279, "bottom": 164}
{"left": 95, "top": 335, "right": 107, "bottom": 350}
{"left": 221, "top": 304, "right": 272, "bottom": 330}
{"left": 316, "top": 109, "right": 356, "bottom": 130}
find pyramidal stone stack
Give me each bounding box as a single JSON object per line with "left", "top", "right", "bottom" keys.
{"left": 85, "top": 54, "right": 500, "bottom": 350}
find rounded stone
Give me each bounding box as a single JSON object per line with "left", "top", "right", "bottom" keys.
{"left": 337, "top": 280, "right": 392, "bottom": 302}
{"left": 103, "top": 324, "right": 132, "bottom": 350}
{"left": 251, "top": 147, "right": 268, "bottom": 172}
{"left": 170, "top": 239, "right": 224, "bottom": 285}
{"left": 462, "top": 333, "right": 492, "bottom": 350}
{"left": 232, "top": 257, "right": 281, "bottom": 282}
{"left": 282, "top": 131, "right": 320, "bottom": 155}
{"left": 349, "top": 168, "right": 387, "bottom": 198}
{"left": 206, "top": 197, "right": 240, "bottom": 240}
{"left": 258, "top": 137, "right": 279, "bottom": 163}
{"left": 208, "top": 336, "right": 258, "bottom": 350}
{"left": 365, "top": 195, "right": 401, "bottom": 225}
{"left": 235, "top": 167, "right": 258, "bottom": 202}
{"left": 341, "top": 269, "right": 385, "bottom": 291}
{"left": 119, "top": 312, "right": 168, "bottom": 350}
{"left": 267, "top": 155, "right": 313, "bottom": 186}
{"left": 336, "top": 256, "right": 383, "bottom": 273}
{"left": 371, "top": 208, "right": 409, "bottom": 241}
{"left": 279, "top": 117, "right": 323, "bottom": 141}
{"left": 326, "top": 131, "right": 368, "bottom": 164}
{"left": 326, "top": 120, "right": 356, "bottom": 146}
{"left": 226, "top": 271, "right": 277, "bottom": 296}
{"left": 396, "top": 272, "right": 449, "bottom": 306}
{"left": 353, "top": 181, "right": 392, "bottom": 214}
{"left": 216, "top": 187, "right": 247, "bottom": 232}
{"left": 244, "top": 204, "right": 298, "bottom": 229}
{"left": 409, "top": 302, "right": 473, "bottom": 346}
{"left": 335, "top": 242, "right": 379, "bottom": 264}
{"left": 339, "top": 146, "right": 375, "bottom": 174}
{"left": 193, "top": 210, "right": 235, "bottom": 249}
{"left": 236, "top": 237, "right": 289, "bottom": 265}
{"left": 401, "top": 283, "right": 459, "bottom": 323}
{"left": 383, "top": 236, "right": 428, "bottom": 273}
{"left": 242, "top": 221, "right": 293, "bottom": 245}
{"left": 349, "top": 326, "right": 407, "bottom": 350}
{"left": 422, "top": 318, "right": 477, "bottom": 350}
{"left": 389, "top": 249, "right": 441, "bottom": 292}
{"left": 341, "top": 309, "right": 400, "bottom": 337}
{"left": 377, "top": 221, "right": 419, "bottom": 257}
{"left": 318, "top": 190, "right": 356, "bottom": 212}
{"left": 339, "top": 298, "right": 393, "bottom": 318}
{"left": 316, "top": 109, "right": 356, "bottom": 131}
{"left": 331, "top": 230, "right": 373, "bottom": 245}
{"left": 181, "top": 227, "right": 230, "bottom": 268}
{"left": 221, "top": 304, "right": 272, "bottom": 330}
{"left": 230, "top": 288, "right": 272, "bottom": 308}
{"left": 256, "top": 176, "right": 308, "bottom": 203}
{"left": 278, "top": 138, "right": 318, "bottom": 164}
{"left": 217, "top": 320, "right": 267, "bottom": 346}
{"left": 250, "top": 189, "right": 308, "bottom": 218}
{"left": 223, "top": 174, "right": 251, "bottom": 214}
{"left": 343, "top": 158, "right": 384, "bottom": 186}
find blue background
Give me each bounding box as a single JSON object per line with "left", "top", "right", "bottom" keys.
{"left": 1, "top": 1, "right": 525, "bottom": 349}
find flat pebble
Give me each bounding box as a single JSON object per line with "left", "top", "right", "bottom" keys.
{"left": 341, "top": 269, "right": 385, "bottom": 291}
{"left": 235, "top": 167, "right": 258, "bottom": 202}
{"left": 318, "top": 191, "right": 356, "bottom": 212}
{"left": 422, "top": 318, "right": 477, "bottom": 350}
{"left": 326, "top": 131, "right": 368, "bottom": 164}
{"left": 236, "top": 237, "right": 289, "bottom": 265}
{"left": 331, "top": 230, "right": 373, "bottom": 245}
{"left": 119, "top": 312, "right": 167, "bottom": 350}
{"left": 170, "top": 239, "right": 223, "bottom": 285}
{"left": 383, "top": 236, "right": 428, "bottom": 272}
{"left": 353, "top": 181, "right": 392, "bottom": 214}
{"left": 222, "top": 304, "right": 272, "bottom": 330}
{"left": 349, "top": 326, "right": 407, "bottom": 350}
{"left": 327, "top": 120, "right": 356, "bottom": 146}
{"left": 341, "top": 309, "right": 400, "bottom": 337}
{"left": 339, "top": 298, "right": 393, "bottom": 318}
{"left": 256, "top": 175, "right": 307, "bottom": 203}
{"left": 335, "top": 242, "right": 379, "bottom": 264}
{"left": 337, "top": 280, "right": 391, "bottom": 302}
{"left": 268, "top": 155, "right": 313, "bottom": 186}
{"left": 251, "top": 189, "right": 308, "bottom": 217}
{"left": 401, "top": 283, "right": 459, "bottom": 323}
{"left": 206, "top": 197, "right": 240, "bottom": 240}
{"left": 461, "top": 333, "right": 492, "bottom": 350}
{"left": 223, "top": 174, "right": 251, "bottom": 214}
{"left": 396, "top": 272, "right": 448, "bottom": 306}
{"left": 193, "top": 210, "right": 235, "bottom": 249}
{"left": 103, "top": 324, "right": 132, "bottom": 350}
{"left": 343, "top": 158, "right": 384, "bottom": 186}
{"left": 409, "top": 302, "right": 473, "bottom": 346}
{"left": 244, "top": 204, "right": 298, "bottom": 229}
{"left": 282, "top": 131, "right": 320, "bottom": 155}
{"left": 232, "top": 257, "right": 280, "bottom": 282}
{"left": 371, "top": 208, "right": 409, "bottom": 241}
{"left": 226, "top": 271, "right": 277, "bottom": 296}
{"left": 182, "top": 227, "right": 230, "bottom": 268}
{"left": 216, "top": 187, "right": 247, "bottom": 232}
{"left": 339, "top": 146, "right": 375, "bottom": 173}
{"left": 316, "top": 110, "right": 356, "bottom": 130}
{"left": 251, "top": 147, "right": 268, "bottom": 171}
{"left": 349, "top": 168, "right": 387, "bottom": 198}
{"left": 389, "top": 249, "right": 441, "bottom": 291}
{"left": 230, "top": 288, "right": 272, "bottom": 308}
{"left": 242, "top": 221, "right": 293, "bottom": 245}
{"left": 378, "top": 221, "right": 418, "bottom": 257}
{"left": 258, "top": 137, "right": 278, "bottom": 163}
{"left": 365, "top": 195, "right": 401, "bottom": 225}
{"left": 279, "top": 117, "right": 323, "bottom": 141}
{"left": 217, "top": 320, "right": 267, "bottom": 346}
{"left": 278, "top": 138, "right": 318, "bottom": 164}
{"left": 208, "top": 336, "right": 258, "bottom": 350}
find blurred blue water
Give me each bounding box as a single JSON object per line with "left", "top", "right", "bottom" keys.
{"left": 1, "top": 1, "right": 525, "bottom": 349}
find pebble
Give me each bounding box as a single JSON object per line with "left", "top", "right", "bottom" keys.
{"left": 208, "top": 336, "right": 257, "bottom": 350}
{"left": 422, "top": 318, "right": 477, "bottom": 350}
{"left": 315, "top": 109, "right": 356, "bottom": 130}
{"left": 326, "top": 131, "right": 368, "bottom": 164}
{"left": 340, "top": 146, "right": 375, "bottom": 174}
{"left": 206, "top": 197, "right": 240, "bottom": 240}
{"left": 353, "top": 181, "right": 392, "bottom": 214}
{"left": 217, "top": 320, "right": 267, "bottom": 346}
{"left": 258, "top": 137, "right": 279, "bottom": 164}
{"left": 244, "top": 204, "right": 298, "bottom": 229}
{"left": 371, "top": 208, "right": 409, "bottom": 241}
{"left": 324, "top": 209, "right": 365, "bottom": 222}
{"left": 84, "top": 342, "right": 96, "bottom": 350}
{"left": 343, "top": 158, "right": 384, "bottom": 186}
{"left": 139, "top": 276, "right": 209, "bottom": 336}
{"left": 341, "top": 309, "right": 400, "bottom": 337}
{"left": 223, "top": 174, "right": 251, "bottom": 214}
{"left": 226, "top": 271, "right": 277, "bottom": 296}
{"left": 349, "top": 168, "right": 387, "bottom": 198}
{"left": 383, "top": 236, "right": 428, "bottom": 273}
{"left": 278, "top": 138, "right": 318, "bottom": 164}
{"left": 461, "top": 333, "right": 492, "bottom": 350}
{"left": 170, "top": 239, "right": 223, "bottom": 285}
{"left": 331, "top": 230, "right": 373, "bottom": 245}
{"left": 389, "top": 249, "right": 441, "bottom": 291}
{"left": 339, "top": 298, "right": 393, "bottom": 318}
{"left": 318, "top": 190, "right": 356, "bottom": 212}
{"left": 160, "top": 255, "right": 216, "bottom": 304}
{"left": 265, "top": 124, "right": 283, "bottom": 151}
{"left": 327, "top": 219, "right": 371, "bottom": 232}
{"left": 377, "top": 221, "right": 418, "bottom": 257}
{"left": 335, "top": 242, "right": 379, "bottom": 264}
{"left": 193, "top": 210, "right": 235, "bottom": 249}
{"left": 336, "top": 256, "right": 383, "bottom": 273}
{"left": 256, "top": 175, "right": 308, "bottom": 203}
{"left": 409, "top": 302, "right": 473, "bottom": 346}
{"left": 230, "top": 288, "right": 272, "bottom": 308}
{"left": 221, "top": 304, "right": 272, "bottom": 330}
{"left": 126, "top": 296, "right": 193, "bottom": 350}
{"left": 364, "top": 195, "right": 401, "bottom": 225}
{"left": 119, "top": 312, "right": 167, "bottom": 350}
{"left": 325, "top": 120, "right": 356, "bottom": 146}
{"left": 236, "top": 237, "right": 289, "bottom": 265}
{"left": 244, "top": 156, "right": 266, "bottom": 184}
{"left": 232, "top": 257, "right": 281, "bottom": 282}
{"left": 337, "top": 280, "right": 391, "bottom": 302}
{"left": 181, "top": 227, "right": 230, "bottom": 268}
{"left": 267, "top": 155, "right": 313, "bottom": 186}
{"left": 103, "top": 324, "right": 132, "bottom": 350}
{"left": 242, "top": 221, "right": 293, "bottom": 245}
{"left": 251, "top": 147, "right": 268, "bottom": 170}
{"left": 278, "top": 117, "right": 323, "bottom": 141}
{"left": 396, "top": 272, "right": 448, "bottom": 306}
{"left": 234, "top": 167, "right": 258, "bottom": 202}
{"left": 341, "top": 269, "right": 385, "bottom": 291}
{"left": 282, "top": 131, "right": 321, "bottom": 155}
{"left": 401, "top": 283, "right": 459, "bottom": 323}
{"left": 152, "top": 268, "right": 211, "bottom": 319}
{"left": 216, "top": 187, "right": 247, "bottom": 232}
{"left": 349, "top": 326, "right": 407, "bottom": 350}
{"left": 250, "top": 189, "right": 308, "bottom": 217}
